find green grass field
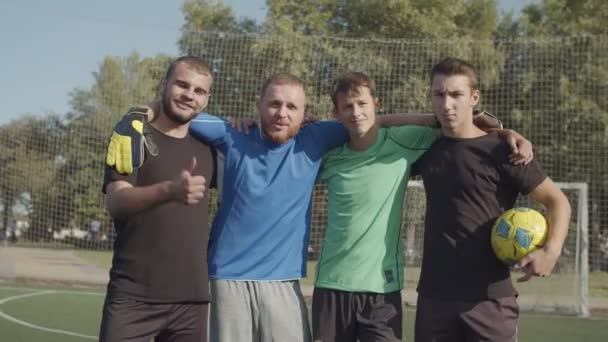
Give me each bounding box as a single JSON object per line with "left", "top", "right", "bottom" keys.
{"left": 7, "top": 250, "right": 590, "bottom": 341}
{"left": 1, "top": 280, "right": 607, "bottom": 341}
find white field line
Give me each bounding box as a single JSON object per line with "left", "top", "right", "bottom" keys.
{"left": 0, "top": 289, "right": 101, "bottom": 340}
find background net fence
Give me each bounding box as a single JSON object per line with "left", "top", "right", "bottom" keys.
{"left": 1, "top": 33, "right": 606, "bottom": 314}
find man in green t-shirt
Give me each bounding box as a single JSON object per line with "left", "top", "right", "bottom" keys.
{"left": 312, "top": 72, "right": 437, "bottom": 342}
{"left": 312, "top": 72, "right": 532, "bottom": 342}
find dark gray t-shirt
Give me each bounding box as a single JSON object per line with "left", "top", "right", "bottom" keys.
{"left": 413, "top": 131, "right": 546, "bottom": 300}
{"left": 103, "top": 125, "right": 214, "bottom": 303}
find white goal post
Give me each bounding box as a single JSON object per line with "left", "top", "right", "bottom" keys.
{"left": 402, "top": 180, "right": 590, "bottom": 317}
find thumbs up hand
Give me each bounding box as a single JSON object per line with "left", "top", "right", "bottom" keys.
{"left": 171, "top": 157, "right": 206, "bottom": 205}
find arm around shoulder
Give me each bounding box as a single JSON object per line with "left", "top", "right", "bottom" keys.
{"left": 189, "top": 113, "right": 232, "bottom": 145}
{"left": 378, "top": 113, "right": 438, "bottom": 128}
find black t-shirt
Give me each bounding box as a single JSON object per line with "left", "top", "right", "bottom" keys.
{"left": 412, "top": 131, "right": 546, "bottom": 300}
{"left": 103, "top": 125, "right": 214, "bottom": 303}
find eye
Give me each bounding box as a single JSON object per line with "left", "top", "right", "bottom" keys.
{"left": 175, "top": 80, "right": 188, "bottom": 89}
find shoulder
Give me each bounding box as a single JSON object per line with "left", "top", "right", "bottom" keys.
{"left": 299, "top": 120, "right": 345, "bottom": 136}
{"left": 323, "top": 144, "right": 347, "bottom": 160}
{"left": 386, "top": 125, "right": 436, "bottom": 136}
{"left": 189, "top": 113, "right": 226, "bottom": 130}
{"left": 386, "top": 126, "right": 438, "bottom": 149}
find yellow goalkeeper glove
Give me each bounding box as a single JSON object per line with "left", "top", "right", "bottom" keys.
{"left": 105, "top": 107, "right": 157, "bottom": 174}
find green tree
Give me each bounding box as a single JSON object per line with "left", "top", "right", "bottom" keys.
{"left": 0, "top": 115, "right": 65, "bottom": 241}
{"left": 178, "top": 0, "right": 263, "bottom": 118}
{"left": 493, "top": 0, "right": 608, "bottom": 270}
{"left": 35, "top": 53, "right": 173, "bottom": 246}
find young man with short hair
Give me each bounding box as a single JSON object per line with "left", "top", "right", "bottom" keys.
{"left": 413, "top": 57, "right": 571, "bottom": 342}
{"left": 100, "top": 56, "right": 215, "bottom": 342}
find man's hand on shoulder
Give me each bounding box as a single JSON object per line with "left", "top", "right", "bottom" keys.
{"left": 230, "top": 116, "right": 258, "bottom": 134}
{"left": 105, "top": 106, "right": 157, "bottom": 174}
{"left": 473, "top": 110, "right": 503, "bottom": 130}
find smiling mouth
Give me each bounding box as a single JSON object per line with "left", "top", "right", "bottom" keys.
{"left": 175, "top": 101, "right": 193, "bottom": 110}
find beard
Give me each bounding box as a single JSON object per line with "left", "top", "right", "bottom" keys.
{"left": 261, "top": 119, "right": 302, "bottom": 144}
{"left": 161, "top": 92, "right": 198, "bottom": 125}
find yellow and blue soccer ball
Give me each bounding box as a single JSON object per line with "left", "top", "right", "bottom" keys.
{"left": 491, "top": 207, "right": 548, "bottom": 265}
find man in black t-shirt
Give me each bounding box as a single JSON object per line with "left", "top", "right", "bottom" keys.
{"left": 413, "top": 58, "right": 572, "bottom": 342}
{"left": 99, "top": 56, "right": 215, "bottom": 342}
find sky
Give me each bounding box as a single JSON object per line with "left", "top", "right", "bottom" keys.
{"left": 0, "top": 0, "right": 532, "bottom": 125}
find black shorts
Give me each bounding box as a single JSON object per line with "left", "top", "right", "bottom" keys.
{"left": 415, "top": 295, "right": 519, "bottom": 342}
{"left": 312, "top": 287, "right": 402, "bottom": 342}
{"left": 99, "top": 296, "right": 208, "bottom": 342}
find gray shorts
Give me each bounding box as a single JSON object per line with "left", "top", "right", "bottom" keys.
{"left": 209, "top": 279, "right": 311, "bottom": 342}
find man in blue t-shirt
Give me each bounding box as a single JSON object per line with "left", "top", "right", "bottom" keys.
{"left": 190, "top": 74, "right": 348, "bottom": 341}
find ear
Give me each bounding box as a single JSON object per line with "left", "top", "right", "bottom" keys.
{"left": 332, "top": 107, "right": 339, "bottom": 119}
{"left": 374, "top": 97, "right": 380, "bottom": 109}
{"left": 470, "top": 89, "right": 480, "bottom": 106}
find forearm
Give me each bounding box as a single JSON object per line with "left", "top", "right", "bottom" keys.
{"left": 105, "top": 181, "right": 173, "bottom": 219}
{"left": 493, "top": 128, "right": 517, "bottom": 138}
{"left": 378, "top": 113, "right": 437, "bottom": 128}
{"left": 473, "top": 111, "right": 503, "bottom": 131}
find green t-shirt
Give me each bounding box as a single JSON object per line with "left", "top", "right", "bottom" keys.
{"left": 315, "top": 125, "right": 438, "bottom": 293}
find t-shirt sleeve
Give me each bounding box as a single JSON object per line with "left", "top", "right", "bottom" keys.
{"left": 189, "top": 113, "right": 232, "bottom": 147}
{"left": 311, "top": 121, "right": 349, "bottom": 149}
{"left": 102, "top": 165, "right": 137, "bottom": 194}
{"left": 387, "top": 126, "right": 438, "bottom": 151}
{"left": 498, "top": 143, "right": 547, "bottom": 195}
{"left": 300, "top": 121, "right": 349, "bottom": 160}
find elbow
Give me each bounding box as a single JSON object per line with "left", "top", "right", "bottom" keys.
{"left": 547, "top": 192, "right": 572, "bottom": 220}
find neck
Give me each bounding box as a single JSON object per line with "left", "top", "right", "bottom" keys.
{"left": 441, "top": 121, "right": 486, "bottom": 139}
{"left": 150, "top": 108, "right": 190, "bottom": 138}
{"left": 348, "top": 125, "right": 378, "bottom": 151}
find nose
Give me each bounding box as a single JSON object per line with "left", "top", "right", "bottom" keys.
{"left": 276, "top": 105, "right": 288, "bottom": 118}
{"left": 352, "top": 105, "right": 363, "bottom": 118}
{"left": 181, "top": 88, "right": 195, "bottom": 100}
{"left": 440, "top": 95, "right": 452, "bottom": 111}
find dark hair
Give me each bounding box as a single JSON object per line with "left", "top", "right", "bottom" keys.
{"left": 164, "top": 56, "right": 212, "bottom": 80}
{"left": 430, "top": 57, "right": 479, "bottom": 90}
{"left": 330, "top": 72, "right": 377, "bottom": 108}
{"left": 259, "top": 73, "right": 306, "bottom": 98}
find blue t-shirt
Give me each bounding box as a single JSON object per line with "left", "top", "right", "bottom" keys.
{"left": 189, "top": 114, "right": 348, "bottom": 280}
